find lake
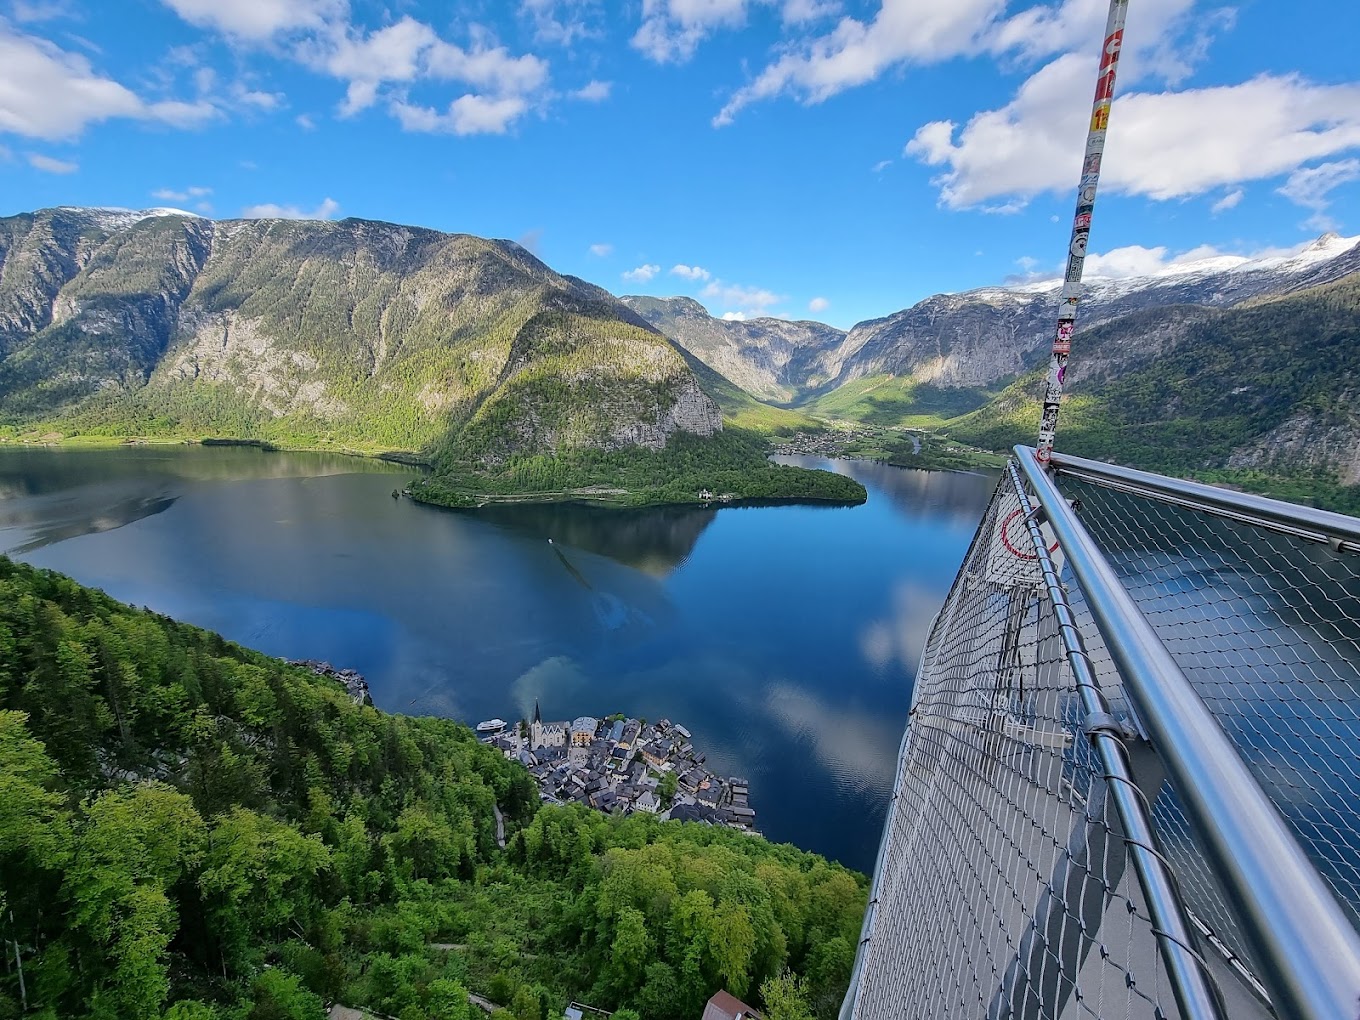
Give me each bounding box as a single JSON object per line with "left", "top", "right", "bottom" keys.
{"left": 0, "top": 445, "right": 997, "bottom": 871}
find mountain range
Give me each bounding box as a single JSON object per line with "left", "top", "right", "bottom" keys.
{"left": 626, "top": 233, "right": 1360, "bottom": 503}
{"left": 2, "top": 205, "right": 1356, "bottom": 506}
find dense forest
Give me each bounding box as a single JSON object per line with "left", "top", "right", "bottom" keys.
{"left": 0, "top": 557, "right": 866, "bottom": 1020}
{"left": 411, "top": 429, "right": 867, "bottom": 509}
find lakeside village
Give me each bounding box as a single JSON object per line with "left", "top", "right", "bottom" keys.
{"left": 287, "top": 659, "right": 757, "bottom": 831}
{"left": 477, "top": 703, "right": 758, "bottom": 832}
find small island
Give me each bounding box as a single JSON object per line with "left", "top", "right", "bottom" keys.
{"left": 478, "top": 705, "right": 757, "bottom": 832}
{"left": 407, "top": 428, "right": 867, "bottom": 510}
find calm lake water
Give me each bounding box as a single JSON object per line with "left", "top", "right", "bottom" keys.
{"left": 0, "top": 445, "right": 997, "bottom": 871}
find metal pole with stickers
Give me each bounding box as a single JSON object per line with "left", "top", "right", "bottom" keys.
{"left": 1034, "top": 0, "right": 1129, "bottom": 466}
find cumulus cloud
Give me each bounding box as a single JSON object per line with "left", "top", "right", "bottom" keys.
{"left": 241, "top": 196, "right": 340, "bottom": 219}
{"left": 322, "top": 24, "right": 546, "bottom": 132}
{"left": 588, "top": 242, "right": 613, "bottom": 256}
{"left": 908, "top": 65, "right": 1360, "bottom": 210}
{"left": 633, "top": 0, "right": 750, "bottom": 64}
{"left": 159, "top": 2, "right": 551, "bottom": 136}
{"left": 26, "top": 151, "right": 76, "bottom": 172}
{"left": 0, "top": 23, "right": 216, "bottom": 139}
{"left": 714, "top": 0, "right": 1003, "bottom": 124}
{"left": 1277, "top": 160, "right": 1360, "bottom": 231}
{"left": 622, "top": 263, "right": 660, "bottom": 282}
{"left": 721, "top": 311, "right": 747, "bottom": 321}
{"left": 713, "top": 0, "right": 1214, "bottom": 126}
{"left": 809, "top": 296, "right": 830, "bottom": 313}
{"left": 570, "top": 79, "right": 611, "bottom": 101}
{"left": 392, "top": 94, "right": 529, "bottom": 135}
{"left": 670, "top": 263, "right": 711, "bottom": 281}
{"left": 702, "top": 279, "right": 784, "bottom": 317}
{"left": 159, "top": 0, "right": 342, "bottom": 41}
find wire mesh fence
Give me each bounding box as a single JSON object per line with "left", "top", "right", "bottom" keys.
{"left": 1053, "top": 473, "right": 1360, "bottom": 983}
{"left": 846, "top": 473, "right": 1198, "bottom": 1020}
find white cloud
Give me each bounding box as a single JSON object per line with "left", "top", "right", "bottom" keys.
{"left": 152, "top": 185, "right": 211, "bottom": 201}
{"left": 670, "top": 263, "right": 711, "bottom": 281}
{"left": 622, "top": 263, "right": 661, "bottom": 282}
{"left": 315, "top": 17, "right": 437, "bottom": 115}
{"left": 633, "top": 0, "right": 750, "bottom": 64}
{"left": 721, "top": 311, "right": 747, "bottom": 321}
{"left": 702, "top": 278, "right": 784, "bottom": 316}
{"left": 159, "top": 0, "right": 342, "bottom": 41}
{"left": 426, "top": 35, "right": 549, "bottom": 95}
{"left": 391, "top": 94, "right": 529, "bottom": 135}
{"left": 241, "top": 196, "right": 340, "bottom": 219}
{"left": 908, "top": 65, "right": 1360, "bottom": 210}
{"left": 11, "top": 0, "right": 72, "bottom": 22}
{"left": 25, "top": 151, "right": 76, "bottom": 172}
{"left": 0, "top": 23, "right": 215, "bottom": 139}
{"left": 781, "top": 0, "right": 839, "bottom": 24}
{"left": 714, "top": 0, "right": 1002, "bottom": 124}
{"left": 1277, "top": 160, "right": 1360, "bottom": 232}
{"left": 1210, "top": 188, "right": 1244, "bottom": 214}
{"left": 871, "top": 159, "right": 891, "bottom": 173}
{"left": 231, "top": 83, "right": 283, "bottom": 111}
{"left": 520, "top": 0, "right": 601, "bottom": 45}
{"left": 302, "top": 20, "right": 548, "bottom": 128}
{"left": 570, "top": 79, "right": 611, "bottom": 102}
{"left": 711, "top": 0, "right": 1228, "bottom": 127}
{"left": 588, "top": 242, "right": 612, "bottom": 256}
{"left": 1012, "top": 237, "right": 1339, "bottom": 284}
{"left": 296, "top": 113, "right": 316, "bottom": 130}
{"left": 809, "top": 296, "right": 829, "bottom": 313}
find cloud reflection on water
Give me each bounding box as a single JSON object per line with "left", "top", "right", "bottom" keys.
{"left": 763, "top": 681, "right": 902, "bottom": 798}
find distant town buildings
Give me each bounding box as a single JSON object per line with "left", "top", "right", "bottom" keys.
{"left": 480, "top": 701, "right": 758, "bottom": 833}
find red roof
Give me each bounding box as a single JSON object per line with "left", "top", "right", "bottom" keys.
{"left": 702, "top": 990, "right": 762, "bottom": 1020}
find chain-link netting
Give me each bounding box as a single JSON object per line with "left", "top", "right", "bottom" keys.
{"left": 847, "top": 474, "right": 1199, "bottom": 1020}
{"left": 1053, "top": 474, "right": 1360, "bottom": 988}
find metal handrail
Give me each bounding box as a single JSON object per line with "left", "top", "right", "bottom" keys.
{"left": 1016, "top": 445, "right": 1360, "bottom": 1020}
{"left": 1006, "top": 461, "right": 1225, "bottom": 1020}
{"left": 1048, "top": 450, "right": 1360, "bottom": 551}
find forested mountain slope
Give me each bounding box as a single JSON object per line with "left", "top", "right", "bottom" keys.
{"left": 0, "top": 556, "right": 865, "bottom": 1020}
{"left": 945, "top": 272, "right": 1360, "bottom": 510}
{"left": 0, "top": 208, "right": 720, "bottom": 461}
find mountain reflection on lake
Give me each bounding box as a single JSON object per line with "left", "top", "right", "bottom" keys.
{"left": 0, "top": 445, "right": 997, "bottom": 870}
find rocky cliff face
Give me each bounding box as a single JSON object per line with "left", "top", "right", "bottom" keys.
{"left": 619, "top": 295, "right": 845, "bottom": 403}
{"left": 0, "top": 208, "right": 720, "bottom": 458}
{"left": 828, "top": 233, "right": 1360, "bottom": 394}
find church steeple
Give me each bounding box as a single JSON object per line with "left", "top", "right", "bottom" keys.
{"left": 533, "top": 698, "right": 542, "bottom": 725}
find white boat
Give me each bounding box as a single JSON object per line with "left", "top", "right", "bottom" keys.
{"left": 476, "top": 718, "right": 507, "bottom": 734}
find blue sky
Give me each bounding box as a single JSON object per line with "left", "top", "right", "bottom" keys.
{"left": 2, "top": 0, "right": 1359, "bottom": 329}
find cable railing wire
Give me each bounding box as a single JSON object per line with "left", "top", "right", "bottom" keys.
{"left": 842, "top": 452, "right": 1360, "bottom": 1020}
